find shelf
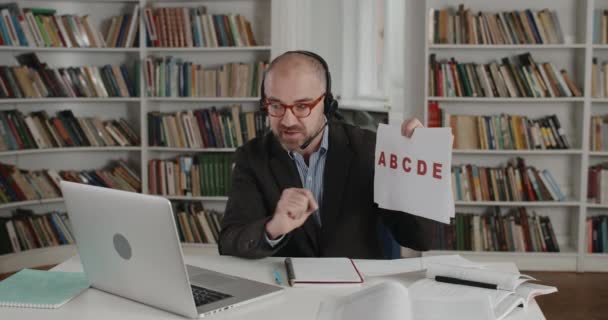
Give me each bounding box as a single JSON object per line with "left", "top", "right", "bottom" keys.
{"left": 0, "top": 97, "right": 140, "bottom": 104}
{"left": 592, "top": 45, "right": 608, "bottom": 50}
{"left": 586, "top": 253, "right": 608, "bottom": 257}
{"left": 338, "top": 99, "right": 390, "bottom": 113}
{"left": 160, "top": 196, "right": 229, "bottom": 201}
{"left": 146, "top": 46, "right": 272, "bottom": 52}
{"left": 0, "top": 243, "right": 219, "bottom": 273}
{"left": 181, "top": 243, "right": 218, "bottom": 249}
{"left": 429, "top": 44, "right": 586, "bottom": 50}
{"left": 585, "top": 203, "right": 608, "bottom": 209}
{"left": 584, "top": 253, "right": 608, "bottom": 272}
{"left": 454, "top": 200, "right": 580, "bottom": 207}
{"left": 0, "top": 198, "right": 64, "bottom": 211}
{"left": 146, "top": 97, "right": 259, "bottom": 102}
{"left": 423, "top": 248, "right": 578, "bottom": 271}
{"left": 591, "top": 98, "right": 608, "bottom": 103}
{"left": 453, "top": 149, "right": 582, "bottom": 155}
{"left": 0, "top": 146, "right": 141, "bottom": 157}
{"left": 0, "top": 46, "right": 139, "bottom": 53}
{"left": 589, "top": 151, "right": 608, "bottom": 157}
{"left": 428, "top": 97, "right": 585, "bottom": 103}
{"left": 148, "top": 147, "right": 237, "bottom": 152}
{"left": 0, "top": 245, "right": 77, "bottom": 274}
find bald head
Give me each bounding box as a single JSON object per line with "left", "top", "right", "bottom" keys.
{"left": 263, "top": 51, "right": 327, "bottom": 93}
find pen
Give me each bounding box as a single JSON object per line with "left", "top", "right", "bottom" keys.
{"left": 273, "top": 269, "right": 283, "bottom": 286}
{"left": 435, "top": 275, "right": 498, "bottom": 290}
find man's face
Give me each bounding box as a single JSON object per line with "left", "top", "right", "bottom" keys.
{"left": 265, "top": 68, "right": 325, "bottom": 152}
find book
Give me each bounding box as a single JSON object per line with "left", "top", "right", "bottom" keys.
{"left": 411, "top": 262, "right": 557, "bottom": 320}
{"left": 284, "top": 257, "right": 364, "bottom": 287}
{"left": 430, "top": 6, "right": 564, "bottom": 45}
{"left": 143, "top": 57, "right": 266, "bottom": 97}
{"left": 429, "top": 53, "right": 582, "bottom": 98}
{"left": 452, "top": 158, "right": 564, "bottom": 202}
{"left": 0, "top": 269, "right": 89, "bottom": 309}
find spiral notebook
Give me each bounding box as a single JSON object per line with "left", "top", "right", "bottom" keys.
{"left": 0, "top": 269, "right": 89, "bottom": 309}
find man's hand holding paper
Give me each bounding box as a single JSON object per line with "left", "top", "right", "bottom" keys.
{"left": 374, "top": 123, "right": 455, "bottom": 223}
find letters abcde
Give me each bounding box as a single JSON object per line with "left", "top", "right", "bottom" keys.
{"left": 377, "top": 151, "right": 443, "bottom": 180}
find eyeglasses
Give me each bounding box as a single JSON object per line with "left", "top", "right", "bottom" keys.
{"left": 262, "top": 93, "right": 325, "bottom": 118}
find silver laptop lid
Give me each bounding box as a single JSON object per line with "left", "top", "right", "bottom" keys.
{"left": 61, "top": 181, "right": 199, "bottom": 318}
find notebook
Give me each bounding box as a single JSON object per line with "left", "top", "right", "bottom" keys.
{"left": 284, "top": 257, "right": 364, "bottom": 286}
{"left": 0, "top": 269, "right": 89, "bottom": 309}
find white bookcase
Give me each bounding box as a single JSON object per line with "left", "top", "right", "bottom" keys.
{"left": 0, "top": 0, "right": 274, "bottom": 274}
{"left": 420, "top": 0, "right": 608, "bottom": 272}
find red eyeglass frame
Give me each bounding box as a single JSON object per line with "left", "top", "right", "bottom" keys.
{"left": 262, "top": 93, "right": 325, "bottom": 118}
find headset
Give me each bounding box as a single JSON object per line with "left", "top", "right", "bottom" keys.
{"left": 259, "top": 50, "right": 339, "bottom": 118}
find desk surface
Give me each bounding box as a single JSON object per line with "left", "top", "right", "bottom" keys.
{"left": 0, "top": 254, "right": 545, "bottom": 320}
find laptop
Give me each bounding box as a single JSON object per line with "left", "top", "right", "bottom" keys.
{"left": 60, "top": 181, "right": 283, "bottom": 318}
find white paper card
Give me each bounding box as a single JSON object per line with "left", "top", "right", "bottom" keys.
{"left": 374, "top": 125, "right": 454, "bottom": 223}
{"left": 316, "top": 282, "right": 412, "bottom": 320}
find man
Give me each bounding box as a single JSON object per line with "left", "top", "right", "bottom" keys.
{"left": 219, "top": 51, "right": 441, "bottom": 259}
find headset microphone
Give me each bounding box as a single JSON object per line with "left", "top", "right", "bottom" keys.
{"left": 299, "top": 120, "right": 328, "bottom": 150}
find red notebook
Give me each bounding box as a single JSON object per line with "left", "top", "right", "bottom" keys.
{"left": 284, "top": 257, "right": 364, "bottom": 287}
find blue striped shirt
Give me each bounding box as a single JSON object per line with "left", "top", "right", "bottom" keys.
{"left": 288, "top": 126, "right": 329, "bottom": 226}
{"left": 265, "top": 126, "right": 329, "bottom": 247}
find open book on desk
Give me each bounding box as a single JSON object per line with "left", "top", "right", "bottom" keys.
{"left": 408, "top": 263, "right": 557, "bottom": 320}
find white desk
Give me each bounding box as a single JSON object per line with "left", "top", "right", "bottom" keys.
{"left": 0, "top": 254, "right": 545, "bottom": 320}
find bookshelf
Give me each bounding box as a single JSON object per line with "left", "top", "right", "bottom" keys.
{"left": 421, "top": 0, "right": 608, "bottom": 272}
{"left": 0, "top": 0, "right": 274, "bottom": 273}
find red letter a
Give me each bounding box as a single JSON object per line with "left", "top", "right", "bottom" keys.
{"left": 378, "top": 151, "right": 386, "bottom": 166}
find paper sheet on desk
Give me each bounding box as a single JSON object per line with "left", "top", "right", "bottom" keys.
{"left": 374, "top": 125, "right": 454, "bottom": 223}
{"left": 316, "top": 282, "right": 412, "bottom": 320}
{"left": 355, "top": 255, "right": 486, "bottom": 277}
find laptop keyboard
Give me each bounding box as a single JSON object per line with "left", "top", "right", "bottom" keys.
{"left": 191, "top": 285, "right": 232, "bottom": 307}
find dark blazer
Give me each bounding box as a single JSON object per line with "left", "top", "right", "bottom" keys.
{"left": 219, "top": 121, "right": 442, "bottom": 259}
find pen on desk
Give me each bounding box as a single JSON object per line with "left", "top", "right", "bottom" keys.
{"left": 273, "top": 269, "right": 283, "bottom": 286}
{"left": 434, "top": 276, "right": 498, "bottom": 290}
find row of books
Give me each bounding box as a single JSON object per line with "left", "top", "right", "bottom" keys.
{"left": 144, "top": 58, "right": 265, "bottom": 98}
{"left": 587, "top": 163, "right": 608, "bottom": 204}
{"left": 428, "top": 53, "right": 582, "bottom": 98}
{"left": 104, "top": 5, "right": 140, "bottom": 48}
{"left": 0, "top": 209, "right": 74, "bottom": 255}
{"left": 446, "top": 113, "right": 569, "bottom": 150}
{"left": 0, "top": 53, "right": 138, "bottom": 98}
{"left": 437, "top": 208, "right": 560, "bottom": 252}
{"left": 0, "top": 159, "right": 140, "bottom": 204}
{"left": 144, "top": 7, "right": 257, "bottom": 48}
{"left": 148, "top": 154, "right": 232, "bottom": 197}
{"left": 0, "top": 109, "right": 139, "bottom": 151}
{"left": 173, "top": 202, "right": 223, "bottom": 244}
{"left": 148, "top": 106, "right": 267, "bottom": 149}
{"left": 587, "top": 215, "right": 608, "bottom": 253}
{"left": 591, "top": 58, "right": 608, "bottom": 98}
{"left": 0, "top": 4, "right": 109, "bottom": 48}
{"left": 591, "top": 115, "right": 608, "bottom": 151}
{"left": 452, "top": 158, "right": 565, "bottom": 202}
{"left": 430, "top": 6, "right": 564, "bottom": 45}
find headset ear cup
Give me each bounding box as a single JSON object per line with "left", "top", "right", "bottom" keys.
{"left": 325, "top": 97, "right": 338, "bottom": 117}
